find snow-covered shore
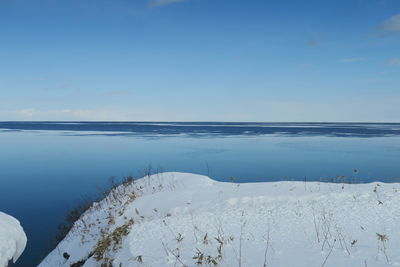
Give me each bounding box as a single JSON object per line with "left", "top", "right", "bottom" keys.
{"left": 0, "top": 212, "right": 27, "bottom": 267}
{"left": 40, "top": 172, "right": 400, "bottom": 266}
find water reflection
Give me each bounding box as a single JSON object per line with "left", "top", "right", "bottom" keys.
{"left": 0, "top": 123, "right": 400, "bottom": 266}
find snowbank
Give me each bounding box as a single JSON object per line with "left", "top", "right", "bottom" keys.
{"left": 40, "top": 172, "right": 400, "bottom": 266}
{"left": 0, "top": 212, "right": 27, "bottom": 266}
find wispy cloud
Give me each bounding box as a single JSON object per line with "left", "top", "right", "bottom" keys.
{"left": 149, "top": 0, "right": 187, "bottom": 8}
{"left": 17, "top": 109, "right": 37, "bottom": 117}
{"left": 10, "top": 108, "right": 176, "bottom": 121}
{"left": 339, "top": 58, "right": 363, "bottom": 63}
{"left": 380, "top": 14, "right": 400, "bottom": 33}
{"left": 297, "top": 63, "right": 313, "bottom": 68}
{"left": 306, "top": 38, "right": 320, "bottom": 47}
{"left": 388, "top": 58, "right": 400, "bottom": 66}
{"left": 16, "top": 108, "right": 86, "bottom": 118}
{"left": 104, "top": 90, "right": 130, "bottom": 96}
{"left": 42, "top": 83, "right": 72, "bottom": 91}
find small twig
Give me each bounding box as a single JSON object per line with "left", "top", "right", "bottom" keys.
{"left": 321, "top": 239, "right": 336, "bottom": 267}
{"left": 239, "top": 211, "right": 246, "bottom": 267}
{"left": 262, "top": 228, "right": 271, "bottom": 267}
{"left": 161, "top": 242, "right": 188, "bottom": 267}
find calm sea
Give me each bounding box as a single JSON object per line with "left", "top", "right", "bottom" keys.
{"left": 1, "top": 122, "right": 400, "bottom": 266}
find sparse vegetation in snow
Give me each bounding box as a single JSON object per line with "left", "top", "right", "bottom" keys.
{"left": 39, "top": 172, "right": 400, "bottom": 267}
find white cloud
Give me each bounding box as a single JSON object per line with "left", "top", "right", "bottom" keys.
{"left": 149, "top": 0, "right": 187, "bottom": 8}
{"left": 388, "top": 58, "right": 400, "bottom": 66}
{"left": 380, "top": 14, "right": 400, "bottom": 32}
{"left": 8, "top": 108, "right": 180, "bottom": 121}
{"left": 5, "top": 94, "right": 400, "bottom": 122}
{"left": 43, "top": 109, "right": 129, "bottom": 120}
{"left": 17, "top": 109, "right": 37, "bottom": 117}
{"left": 339, "top": 58, "right": 363, "bottom": 63}
{"left": 14, "top": 108, "right": 107, "bottom": 120}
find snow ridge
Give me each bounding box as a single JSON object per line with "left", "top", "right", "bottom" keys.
{"left": 40, "top": 172, "right": 400, "bottom": 267}
{"left": 0, "top": 212, "right": 27, "bottom": 266}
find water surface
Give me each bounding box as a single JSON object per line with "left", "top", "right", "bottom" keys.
{"left": 1, "top": 122, "right": 399, "bottom": 266}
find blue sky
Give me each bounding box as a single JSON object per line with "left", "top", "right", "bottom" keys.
{"left": 0, "top": 0, "right": 399, "bottom": 122}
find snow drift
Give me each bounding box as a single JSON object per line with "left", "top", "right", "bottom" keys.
{"left": 0, "top": 212, "right": 27, "bottom": 266}
{"left": 40, "top": 172, "right": 400, "bottom": 266}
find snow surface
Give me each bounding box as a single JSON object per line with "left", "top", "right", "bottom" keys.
{"left": 40, "top": 172, "right": 400, "bottom": 267}
{"left": 0, "top": 212, "right": 27, "bottom": 266}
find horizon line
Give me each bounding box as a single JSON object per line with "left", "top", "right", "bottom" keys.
{"left": 1, "top": 121, "right": 400, "bottom": 124}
